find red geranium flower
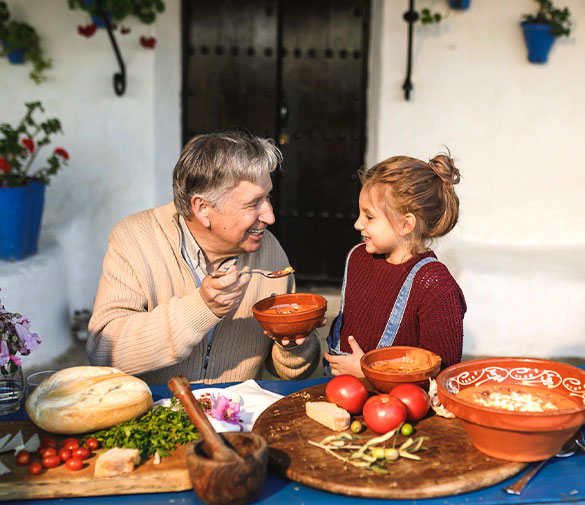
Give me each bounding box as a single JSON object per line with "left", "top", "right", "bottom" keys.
{"left": 121, "top": 26, "right": 131, "bottom": 35}
{"left": 21, "top": 138, "right": 35, "bottom": 153}
{"left": 139, "top": 36, "right": 157, "bottom": 49}
{"left": 54, "top": 148, "right": 70, "bottom": 160}
{"left": 78, "top": 23, "right": 97, "bottom": 37}
{"left": 0, "top": 158, "right": 10, "bottom": 174}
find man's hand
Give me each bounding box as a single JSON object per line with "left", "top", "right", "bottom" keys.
{"left": 324, "top": 336, "right": 365, "bottom": 377}
{"left": 266, "top": 317, "right": 328, "bottom": 347}
{"left": 200, "top": 265, "right": 251, "bottom": 317}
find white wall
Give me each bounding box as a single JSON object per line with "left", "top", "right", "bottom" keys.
{"left": 1, "top": 0, "right": 584, "bottom": 367}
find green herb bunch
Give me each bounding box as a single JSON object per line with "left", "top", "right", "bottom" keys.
{"left": 523, "top": 0, "right": 571, "bottom": 37}
{"left": 82, "top": 398, "right": 200, "bottom": 458}
{"left": 0, "top": 1, "right": 52, "bottom": 83}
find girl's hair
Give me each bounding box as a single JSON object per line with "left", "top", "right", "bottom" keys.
{"left": 173, "top": 131, "right": 282, "bottom": 217}
{"left": 359, "top": 152, "right": 460, "bottom": 254}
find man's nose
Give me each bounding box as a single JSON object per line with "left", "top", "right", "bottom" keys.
{"left": 260, "top": 201, "right": 275, "bottom": 225}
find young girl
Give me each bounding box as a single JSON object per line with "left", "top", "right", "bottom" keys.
{"left": 324, "top": 153, "right": 466, "bottom": 377}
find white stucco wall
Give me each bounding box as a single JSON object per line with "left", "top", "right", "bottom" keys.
{"left": 1, "top": 0, "right": 584, "bottom": 368}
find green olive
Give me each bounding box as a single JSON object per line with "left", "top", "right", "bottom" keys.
{"left": 350, "top": 420, "right": 363, "bottom": 433}
{"left": 400, "top": 423, "right": 414, "bottom": 436}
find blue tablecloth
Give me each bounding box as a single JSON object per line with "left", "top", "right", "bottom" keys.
{"left": 8, "top": 376, "right": 585, "bottom": 505}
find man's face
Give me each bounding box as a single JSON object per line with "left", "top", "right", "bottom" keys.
{"left": 207, "top": 174, "right": 275, "bottom": 257}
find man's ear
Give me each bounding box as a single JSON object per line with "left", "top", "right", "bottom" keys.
{"left": 191, "top": 196, "right": 211, "bottom": 228}
{"left": 398, "top": 212, "right": 416, "bottom": 237}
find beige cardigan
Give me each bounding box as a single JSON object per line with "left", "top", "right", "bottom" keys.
{"left": 87, "top": 202, "right": 321, "bottom": 385}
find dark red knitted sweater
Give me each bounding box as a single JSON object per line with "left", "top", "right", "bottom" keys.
{"left": 329, "top": 244, "right": 466, "bottom": 368}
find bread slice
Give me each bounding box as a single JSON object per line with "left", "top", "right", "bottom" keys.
{"left": 305, "top": 401, "right": 350, "bottom": 431}
{"left": 94, "top": 447, "right": 141, "bottom": 478}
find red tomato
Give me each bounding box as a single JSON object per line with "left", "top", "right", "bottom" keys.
{"left": 16, "top": 450, "right": 31, "bottom": 466}
{"left": 362, "top": 394, "right": 407, "bottom": 434}
{"left": 39, "top": 446, "right": 58, "bottom": 458}
{"left": 42, "top": 454, "right": 61, "bottom": 468}
{"left": 85, "top": 438, "right": 99, "bottom": 450}
{"left": 72, "top": 447, "right": 91, "bottom": 460}
{"left": 389, "top": 383, "right": 430, "bottom": 422}
{"left": 325, "top": 374, "right": 369, "bottom": 414}
{"left": 40, "top": 437, "right": 57, "bottom": 448}
{"left": 29, "top": 461, "right": 43, "bottom": 475}
{"left": 58, "top": 447, "right": 72, "bottom": 462}
{"left": 62, "top": 438, "right": 80, "bottom": 451}
{"left": 66, "top": 457, "right": 84, "bottom": 471}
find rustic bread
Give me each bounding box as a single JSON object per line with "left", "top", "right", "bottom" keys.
{"left": 94, "top": 447, "right": 141, "bottom": 478}
{"left": 25, "top": 366, "right": 153, "bottom": 434}
{"left": 305, "top": 401, "right": 350, "bottom": 431}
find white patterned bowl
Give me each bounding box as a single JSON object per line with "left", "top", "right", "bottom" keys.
{"left": 436, "top": 358, "right": 585, "bottom": 461}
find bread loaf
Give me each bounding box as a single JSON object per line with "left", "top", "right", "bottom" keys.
{"left": 94, "top": 447, "right": 141, "bottom": 478}
{"left": 305, "top": 401, "right": 350, "bottom": 431}
{"left": 25, "top": 366, "right": 153, "bottom": 434}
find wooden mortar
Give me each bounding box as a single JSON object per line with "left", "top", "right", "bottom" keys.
{"left": 168, "top": 376, "right": 268, "bottom": 505}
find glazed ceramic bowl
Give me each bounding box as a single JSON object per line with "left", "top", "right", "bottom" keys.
{"left": 252, "top": 293, "right": 327, "bottom": 341}
{"left": 360, "top": 346, "right": 442, "bottom": 393}
{"left": 436, "top": 357, "right": 585, "bottom": 462}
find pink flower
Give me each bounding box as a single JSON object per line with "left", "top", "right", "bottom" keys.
{"left": 10, "top": 355, "right": 21, "bottom": 367}
{"left": 207, "top": 395, "right": 241, "bottom": 425}
{"left": 21, "top": 138, "right": 35, "bottom": 153}
{"left": 54, "top": 148, "right": 70, "bottom": 160}
{"left": 0, "top": 158, "right": 9, "bottom": 174}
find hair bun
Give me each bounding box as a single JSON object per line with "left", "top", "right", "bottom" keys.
{"left": 428, "top": 153, "right": 460, "bottom": 186}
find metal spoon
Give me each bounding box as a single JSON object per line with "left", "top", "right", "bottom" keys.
{"left": 209, "top": 266, "right": 295, "bottom": 279}
{"left": 502, "top": 433, "right": 581, "bottom": 495}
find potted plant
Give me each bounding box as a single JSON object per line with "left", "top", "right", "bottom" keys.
{"left": 0, "top": 102, "right": 69, "bottom": 261}
{"left": 0, "top": 288, "right": 41, "bottom": 415}
{"left": 521, "top": 0, "right": 571, "bottom": 63}
{"left": 0, "top": 1, "right": 52, "bottom": 83}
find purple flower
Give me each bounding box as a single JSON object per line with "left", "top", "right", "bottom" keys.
{"left": 15, "top": 321, "right": 41, "bottom": 354}
{"left": 0, "top": 340, "right": 10, "bottom": 367}
{"left": 207, "top": 394, "right": 241, "bottom": 425}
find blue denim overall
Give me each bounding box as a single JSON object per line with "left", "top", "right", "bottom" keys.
{"left": 324, "top": 244, "right": 437, "bottom": 375}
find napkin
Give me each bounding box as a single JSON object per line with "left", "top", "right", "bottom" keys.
{"left": 226, "top": 380, "right": 283, "bottom": 432}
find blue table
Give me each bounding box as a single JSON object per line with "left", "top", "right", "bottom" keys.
{"left": 9, "top": 377, "right": 585, "bottom": 505}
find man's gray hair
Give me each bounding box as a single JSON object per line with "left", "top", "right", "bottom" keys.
{"left": 173, "top": 131, "right": 282, "bottom": 218}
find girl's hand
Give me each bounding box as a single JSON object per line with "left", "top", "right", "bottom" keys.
{"left": 324, "top": 336, "right": 365, "bottom": 377}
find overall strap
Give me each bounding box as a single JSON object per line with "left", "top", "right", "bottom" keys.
{"left": 377, "top": 256, "right": 438, "bottom": 348}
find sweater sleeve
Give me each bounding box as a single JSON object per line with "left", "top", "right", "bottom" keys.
{"left": 87, "top": 220, "right": 221, "bottom": 376}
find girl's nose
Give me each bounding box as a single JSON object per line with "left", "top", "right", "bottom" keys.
{"left": 354, "top": 218, "right": 363, "bottom": 231}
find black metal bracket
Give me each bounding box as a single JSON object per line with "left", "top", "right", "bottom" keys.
{"left": 96, "top": 0, "right": 126, "bottom": 96}
{"left": 402, "top": 0, "right": 419, "bottom": 101}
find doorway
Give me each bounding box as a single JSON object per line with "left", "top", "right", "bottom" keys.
{"left": 182, "top": 0, "right": 370, "bottom": 283}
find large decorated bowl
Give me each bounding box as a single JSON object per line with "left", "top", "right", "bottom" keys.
{"left": 436, "top": 357, "right": 585, "bottom": 462}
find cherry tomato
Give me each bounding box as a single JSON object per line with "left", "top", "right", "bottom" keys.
{"left": 42, "top": 454, "right": 61, "bottom": 468}
{"left": 66, "top": 457, "right": 84, "bottom": 471}
{"left": 39, "top": 446, "right": 58, "bottom": 458}
{"left": 72, "top": 447, "right": 91, "bottom": 460}
{"left": 389, "top": 383, "right": 430, "bottom": 422}
{"left": 29, "top": 461, "right": 43, "bottom": 475}
{"left": 85, "top": 437, "right": 99, "bottom": 450}
{"left": 62, "top": 438, "right": 80, "bottom": 451}
{"left": 58, "top": 447, "right": 72, "bottom": 462}
{"left": 16, "top": 450, "right": 31, "bottom": 466}
{"left": 40, "top": 437, "right": 57, "bottom": 449}
{"left": 362, "top": 394, "right": 407, "bottom": 434}
{"left": 325, "top": 374, "right": 369, "bottom": 414}
{"left": 401, "top": 422, "right": 414, "bottom": 436}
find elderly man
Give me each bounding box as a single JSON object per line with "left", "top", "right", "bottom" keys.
{"left": 87, "top": 132, "right": 322, "bottom": 385}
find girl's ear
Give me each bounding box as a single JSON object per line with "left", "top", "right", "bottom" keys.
{"left": 398, "top": 212, "right": 416, "bottom": 237}
{"left": 191, "top": 196, "right": 211, "bottom": 228}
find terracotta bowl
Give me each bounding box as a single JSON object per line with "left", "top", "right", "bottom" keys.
{"left": 360, "top": 346, "right": 442, "bottom": 393}
{"left": 252, "top": 293, "right": 327, "bottom": 341}
{"left": 436, "top": 357, "right": 585, "bottom": 462}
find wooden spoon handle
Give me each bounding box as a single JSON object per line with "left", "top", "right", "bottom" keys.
{"left": 168, "top": 376, "right": 240, "bottom": 462}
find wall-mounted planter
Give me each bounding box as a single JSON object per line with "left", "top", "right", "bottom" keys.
{"left": 84, "top": 0, "right": 111, "bottom": 28}
{"left": 1, "top": 41, "right": 25, "bottom": 64}
{"left": 449, "top": 0, "right": 470, "bottom": 9}
{"left": 0, "top": 180, "right": 46, "bottom": 261}
{"left": 521, "top": 21, "right": 555, "bottom": 63}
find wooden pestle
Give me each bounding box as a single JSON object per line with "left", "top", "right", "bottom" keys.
{"left": 168, "top": 376, "right": 242, "bottom": 463}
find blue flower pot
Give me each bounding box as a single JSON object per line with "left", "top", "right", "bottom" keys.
{"left": 1, "top": 41, "right": 25, "bottom": 64}
{"left": 0, "top": 180, "right": 46, "bottom": 261}
{"left": 84, "top": 0, "right": 111, "bottom": 28}
{"left": 450, "top": 0, "right": 470, "bottom": 9}
{"left": 521, "top": 22, "right": 556, "bottom": 63}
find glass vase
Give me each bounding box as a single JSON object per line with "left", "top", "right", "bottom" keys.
{"left": 0, "top": 366, "right": 25, "bottom": 415}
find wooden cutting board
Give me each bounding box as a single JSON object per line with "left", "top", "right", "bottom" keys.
{"left": 0, "top": 421, "right": 193, "bottom": 501}
{"left": 252, "top": 382, "right": 528, "bottom": 499}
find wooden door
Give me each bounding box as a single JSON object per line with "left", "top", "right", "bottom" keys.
{"left": 183, "top": 0, "right": 369, "bottom": 283}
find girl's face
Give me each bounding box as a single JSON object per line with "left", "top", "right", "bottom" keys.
{"left": 354, "top": 187, "right": 412, "bottom": 264}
